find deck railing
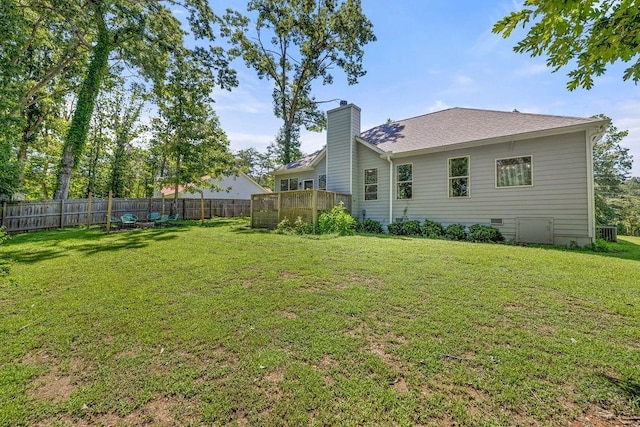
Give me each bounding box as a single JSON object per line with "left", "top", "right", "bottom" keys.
{"left": 251, "top": 190, "right": 352, "bottom": 229}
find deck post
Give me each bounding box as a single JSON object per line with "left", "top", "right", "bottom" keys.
{"left": 59, "top": 199, "right": 64, "bottom": 228}
{"left": 277, "top": 192, "right": 283, "bottom": 223}
{"left": 311, "top": 190, "right": 318, "bottom": 226}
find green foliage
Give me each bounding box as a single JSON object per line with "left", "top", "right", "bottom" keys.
{"left": 493, "top": 0, "right": 640, "bottom": 90}
{"left": 468, "top": 224, "right": 505, "bottom": 243}
{"left": 359, "top": 218, "right": 383, "bottom": 234}
{"left": 0, "top": 226, "right": 7, "bottom": 245}
{"left": 387, "top": 220, "right": 421, "bottom": 236}
{"left": 444, "top": 223, "right": 467, "bottom": 241}
{"left": 294, "top": 216, "right": 315, "bottom": 235}
{"left": 225, "top": 0, "right": 376, "bottom": 164}
{"left": 318, "top": 203, "right": 356, "bottom": 236}
{"left": 421, "top": 219, "right": 444, "bottom": 238}
{"left": 590, "top": 115, "right": 633, "bottom": 225}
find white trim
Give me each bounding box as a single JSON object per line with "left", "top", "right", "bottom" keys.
{"left": 355, "top": 136, "right": 386, "bottom": 155}
{"left": 494, "top": 155, "right": 534, "bottom": 188}
{"left": 303, "top": 179, "right": 314, "bottom": 190}
{"left": 386, "top": 155, "right": 393, "bottom": 224}
{"left": 363, "top": 167, "right": 378, "bottom": 201}
{"left": 447, "top": 156, "right": 470, "bottom": 198}
{"left": 349, "top": 135, "right": 353, "bottom": 195}
{"left": 309, "top": 148, "right": 326, "bottom": 167}
{"left": 586, "top": 129, "right": 604, "bottom": 241}
{"left": 396, "top": 162, "right": 413, "bottom": 200}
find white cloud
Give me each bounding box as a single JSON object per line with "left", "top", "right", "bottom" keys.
{"left": 428, "top": 100, "right": 450, "bottom": 112}
{"left": 456, "top": 75, "right": 474, "bottom": 86}
{"left": 215, "top": 88, "right": 270, "bottom": 114}
{"left": 227, "top": 132, "right": 274, "bottom": 152}
{"left": 516, "top": 63, "right": 549, "bottom": 76}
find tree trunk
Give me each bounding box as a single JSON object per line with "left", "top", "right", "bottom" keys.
{"left": 54, "top": 13, "right": 110, "bottom": 200}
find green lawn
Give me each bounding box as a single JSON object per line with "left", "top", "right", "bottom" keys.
{"left": 1, "top": 219, "right": 639, "bottom": 426}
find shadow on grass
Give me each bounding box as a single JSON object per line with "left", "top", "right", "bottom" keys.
{"left": 601, "top": 374, "right": 640, "bottom": 405}
{"left": 0, "top": 226, "right": 188, "bottom": 262}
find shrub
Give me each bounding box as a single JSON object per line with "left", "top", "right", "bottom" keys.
{"left": 318, "top": 202, "right": 356, "bottom": 236}
{"left": 276, "top": 217, "right": 293, "bottom": 234}
{"left": 444, "top": 223, "right": 467, "bottom": 240}
{"left": 387, "top": 220, "right": 422, "bottom": 236}
{"left": 293, "top": 216, "right": 315, "bottom": 235}
{"left": 421, "top": 219, "right": 444, "bottom": 238}
{"left": 360, "top": 218, "right": 383, "bottom": 234}
{"left": 468, "top": 224, "right": 504, "bottom": 243}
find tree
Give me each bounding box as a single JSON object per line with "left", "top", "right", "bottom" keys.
{"left": 493, "top": 0, "right": 640, "bottom": 90}
{"left": 225, "top": 0, "right": 376, "bottom": 164}
{"left": 592, "top": 115, "right": 633, "bottom": 224}
{"left": 616, "top": 178, "right": 640, "bottom": 235}
{"left": 52, "top": 0, "right": 237, "bottom": 200}
{"left": 236, "top": 146, "right": 279, "bottom": 188}
{"left": 152, "top": 50, "right": 236, "bottom": 214}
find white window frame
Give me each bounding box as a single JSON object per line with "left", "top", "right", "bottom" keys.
{"left": 303, "top": 179, "right": 314, "bottom": 190}
{"left": 495, "top": 155, "right": 533, "bottom": 188}
{"left": 279, "top": 177, "right": 298, "bottom": 191}
{"left": 396, "top": 163, "right": 413, "bottom": 200}
{"left": 318, "top": 174, "right": 327, "bottom": 190}
{"left": 448, "top": 156, "right": 470, "bottom": 198}
{"left": 364, "top": 168, "right": 378, "bottom": 201}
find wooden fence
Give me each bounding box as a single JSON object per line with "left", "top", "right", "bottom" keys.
{"left": 0, "top": 197, "right": 250, "bottom": 234}
{"left": 251, "top": 190, "right": 352, "bottom": 229}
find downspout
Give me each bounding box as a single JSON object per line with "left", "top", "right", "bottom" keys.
{"left": 386, "top": 154, "right": 393, "bottom": 226}
{"left": 586, "top": 124, "right": 606, "bottom": 242}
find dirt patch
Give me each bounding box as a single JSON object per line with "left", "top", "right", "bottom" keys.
{"left": 279, "top": 271, "right": 298, "bottom": 280}
{"left": 24, "top": 351, "right": 85, "bottom": 404}
{"left": 281, "top": 311, "right": 297, "bottom": 319}
{"left": 265, "top": 368, "right": 285, "bottom": 384}
{"left": 393, "top": 377, "right": 409, "bottom": 393}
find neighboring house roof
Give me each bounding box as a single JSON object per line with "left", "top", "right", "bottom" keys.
{"left": 159, "top": 172, "right": 264, "bottom": 196}
{"left": 360, "top": 108, "right": 603, "bottom": 154}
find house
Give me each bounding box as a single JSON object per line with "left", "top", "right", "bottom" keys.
{"left": 273, "top": 103, "right": 608, "bottom": 246}
{"left": 157, "top": 172, "right": 268, "bottom": 199}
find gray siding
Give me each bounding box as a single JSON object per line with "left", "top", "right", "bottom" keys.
{"left": 384, "top": 131, "right": 590, "bottom": 245}
{"left": 326, "top": 104, "right": 360, "bottom": 194}
{"left": 353, "top": 143, "right": 391, "bottom": 224}
{"left": 274, "top": 156, "right": 327, "bottom": 191}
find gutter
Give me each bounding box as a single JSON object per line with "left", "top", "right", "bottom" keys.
{"left": 386, "top": 154, "right": 393, "bottom": 226}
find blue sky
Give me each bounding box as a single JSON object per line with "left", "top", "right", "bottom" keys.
{"left": 211, "top": 1, "right": 640, "bottom": 176}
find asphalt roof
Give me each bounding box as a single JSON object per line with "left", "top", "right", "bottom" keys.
{"left": 359, "top": 107, "right": 602, "bottom": 153}
{"left": 279, "top": 107, "right": 604, "bottom": 170}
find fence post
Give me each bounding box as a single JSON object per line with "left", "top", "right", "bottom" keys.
{"left": 182, "top": 199, "right": 186, "bottom": 220}
{"left": 277, "top": 192, "right": 282, "bottom": 223}
{"left": 200, "top": 191, "right": 205, "bottom": 225}
{"left": 1, "top": 201, "right": 6, "bottom": 228}
{"left": 59, "top": 199, "right": 64, "bottom": 229}
{"left": 86, "top": 192, "right": 93, "bottom": 228}
{"left": 106, "top": 190, "right": 113, "bottom": 232}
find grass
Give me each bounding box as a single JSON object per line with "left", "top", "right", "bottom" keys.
{"left": 0, "top": 219, "right": 639, "bottom": 426}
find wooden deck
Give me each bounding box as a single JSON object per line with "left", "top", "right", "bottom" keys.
{"left": 251, "top": 190, "right": 352, "bottom": 229}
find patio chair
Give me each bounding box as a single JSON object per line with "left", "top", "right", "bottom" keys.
{"left": 120, "top": 213, "right": 138, "bottom": 228}
{"left": 147, "top": 212, "right": 161, "bottom": 221}
{"left": 109, "top": 216, "right": 122, "bottom": 228}
{"left": 155, "top": 214, "right": 169, "bottom": 225}
{"left": 167, "top": 213, "right": 179, "bottom": 223}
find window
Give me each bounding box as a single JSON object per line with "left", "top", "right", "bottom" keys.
{"left": 318, "top": 174, "right": 326, "bottom": 190}
{"left": 396, "top": 164, "right": 412, "bottom": 199}
{"left": 496, "top": 156, "right": 532, "bottom": 187}
{"left": 303, "top": 179, "right": 313, "bottom": 190}
{"left": 448, "top": 156, "right": 469, "bottom": 197}
{"left": 364, "top": 168, "right": 378, "bottom": 200}
{"left": 279, "top": 178, "right": 298, "bottom": 191}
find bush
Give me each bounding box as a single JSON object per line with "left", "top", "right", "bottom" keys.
{"left": 387, "top": 220, "right": 422, "bottom": 236}
{"left": 421, "top": 219, "right": 444, "bottom": 238}
{"left": 276, "top": 217, "right": 293, "bottom": 234}
{"left": 444, "top": 223, "right": 467, "bottom": 240}
{"left": 318, "top": 202, "right": 356, "bottom": 236}
{"left": 0, "top": 226, "right": 7, "bottom": 244}
{"left": 468, "top": 224, "right": 504, "bottom": 243}
{"left": 360, "top": 218, "right": 383, "bottom": 234}
{"left": 293, "top": 216, "right": 315, "bottom": 235}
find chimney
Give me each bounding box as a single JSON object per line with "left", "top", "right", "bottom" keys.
{"left": 326, "top": 103, "right": 361, "bottom": 195}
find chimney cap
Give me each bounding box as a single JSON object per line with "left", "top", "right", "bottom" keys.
{"left": 339, "top": 100, "right": 348, "bottom": 106}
